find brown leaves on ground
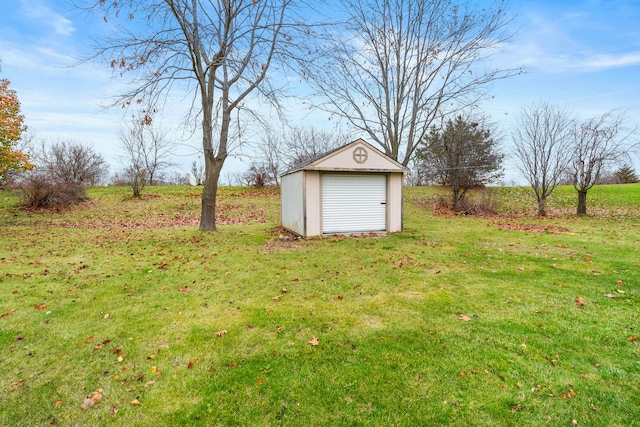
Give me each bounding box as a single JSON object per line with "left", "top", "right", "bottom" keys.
{"left": 214, "top": 330, "right": 227, "bottom": 337}
{"left": 1, "top": 308, "right": 16, "bottom": 318}
{"left": 308, "top": 336, "right": 319, "bottom": 346}
{"left": 458, "top": 314, "right": 471, "bottom": 322}
{"left": 575, "top": 296, "right": 586, "bottom": 307}
{"left": 492, "top": 222, "right": 571, "bottom": 234}
{"left": 80, "top": 389, "right": 103, "bottom": 409}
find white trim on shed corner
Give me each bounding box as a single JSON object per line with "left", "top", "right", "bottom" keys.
{"left": 321, "top": 173, "right": 387, "bottom": 234}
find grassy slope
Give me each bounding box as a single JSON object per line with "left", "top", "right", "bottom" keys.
{"left": 0, "top": 184, "right": 639, "bottom": 426}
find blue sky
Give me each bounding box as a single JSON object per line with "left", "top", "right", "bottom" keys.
{"left": 1, "top": 0, "right": 639, "bottom": 183}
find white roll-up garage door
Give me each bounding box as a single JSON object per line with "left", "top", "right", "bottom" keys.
{"left": 321, "top": 173, "right": 387, "bottom": 234}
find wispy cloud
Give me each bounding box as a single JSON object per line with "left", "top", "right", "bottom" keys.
{"left": 496, "top": 2, "right": 640, "bottom": 74}
{"left": 19, "top": 0, "right": 76, "bottom": 37}
{"left": 580, "top": 52, "right": 640, "bottom": 71}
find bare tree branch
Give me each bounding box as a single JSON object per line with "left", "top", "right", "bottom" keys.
{"left": 76, "top": 0, "right": 311, "bottom": 230}
{"left": 512, "top": 102, "right": 575, "bottom": 216}
{"left": 302, "top": 0, "right": 522, "bottom": 166}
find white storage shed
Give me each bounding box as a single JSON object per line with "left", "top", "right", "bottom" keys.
{"left": 280, "top": 139, "right": 406, "bottom": 237}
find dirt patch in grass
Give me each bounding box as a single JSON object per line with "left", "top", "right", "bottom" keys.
{"left": 262, "top": 228, "right": 303, "bottom": 253}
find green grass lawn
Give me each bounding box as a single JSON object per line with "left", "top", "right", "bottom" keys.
{"left": 1, "top": 184, "right": 639, "bottom": 426}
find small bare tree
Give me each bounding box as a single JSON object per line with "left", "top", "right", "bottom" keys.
{"left": 512, "top": 103, "right": 575, "bottom": 216}
{"left": 191, "top": 160, "right": 205, "bottom": 186}
{"left": 118, "top": 114, "right": 174, "bottom": 186}
{"left": 124, "top": 163, "right": 146, "bottom": 197}
{"left": 568, "top": 112, "right": 637, "bottom": 215}
{"left": 304, "top": 0, "right": 521, "bottom": 166}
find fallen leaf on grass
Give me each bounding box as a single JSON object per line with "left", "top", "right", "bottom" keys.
{"left": 54, "top": 399, "right": 63, "bottom": 408}
{"left": 34, "top": 304, "right": 48, "bottom": 310}
{"left": 80, "top": 389, "right": 103, "bottom": 409}
{"left": 256, "top": 378, "right": 265, "bottom": 385}
{"left": 130, "top": 399, "right": 141, "bottom": 405}
{"left": 604, "top": 294, "right": 616, "bottom": 299}
{"left": 575, "top": 296, "right": 585, "bottom": 307}
{"left": 214, "top": 330, "right": 227, "bottom": 337}
{"left": 81, "top": 397, "right": 95, "bottom": 409}
{"left": 458, "top": 314, "right": 471, "bottom": 322}
{"left": 308, "top": 337, "right": 319, "bottom": 346}
{"left": 9, "top": 379, "right": 25, "bottom": 389}
{"left": 1, "top": 308, "right": 17, "bottom": 318}
{"left": 629, "top": 336, "right": 638, "bottom": 345}
{"left": 109, "top": 405, "right": 119, "bottom": 416}
{"left": 617, "top": 279, "right": 623, "bottom": 286}
{"left": 617, "top": 289, "right": 625, "bottom": 294}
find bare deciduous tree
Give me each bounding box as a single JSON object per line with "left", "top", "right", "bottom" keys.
{"left": 118, "top": 114, "right": 174, "bottom": 186}
{"left": 512, "top": 102, "right": 574, "bottom": 216}
{"left": 569, "top": 111, "right": 637, "bottom": 215}
{"left": 247, "top": 126, "right": 348, "bottom": 185}
{"left": 82, "top": 0, "right": 306, "bottom": 231}
{"left": 191, "top": 160, "right": 204, "bottom": 186}
{"left": 124, "top": 162, "right": 146, "bottom": 197}
{"left": 304, "top": 0, "right": 521, "bottom": 166}
{"left": 254, "top": 130, "right": 284, "bottom": 185}
{"left": 35, "top": 139, "right": 109, "bottom": 186}
{"left": 282, "top": 127, "right": 347, "bottom": 170}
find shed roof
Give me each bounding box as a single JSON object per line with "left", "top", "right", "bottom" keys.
{"left": 281, "top": 138, "right": 406, "bottom": 176}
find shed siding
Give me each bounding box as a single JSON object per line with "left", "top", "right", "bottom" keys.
{"left": 387, "top": 173, "right": 403, "bottom": 232}
{"left": 305, "top": 171, "right": 322, "bottom": 236}
{"left": 281, "top": 172, "right": 305, "bottom": 236}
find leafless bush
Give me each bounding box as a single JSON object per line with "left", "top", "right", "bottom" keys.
{"left": 125, "top": 164, "right": 146, "bottom": 198}
{"left": 34, "top": 139, "right": 109, "bottom": 186}
{"left": 19, "top": 172, "right": 86, "bottom": 209}
{"left": 242, "top": 163, "right": 274, "bottom": 187}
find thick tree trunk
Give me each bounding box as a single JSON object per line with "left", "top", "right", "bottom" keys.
{"left": 199, "top": 102, "right": 230, "bottom": 231}
{"left": 576, "top": 190, "right": 588, "bottom": 215}
{"left": 199, "top": 158, "right": 222, "bottom": 231}
{"left": 537, "top": 198, "right": 546, "bottom": 216}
